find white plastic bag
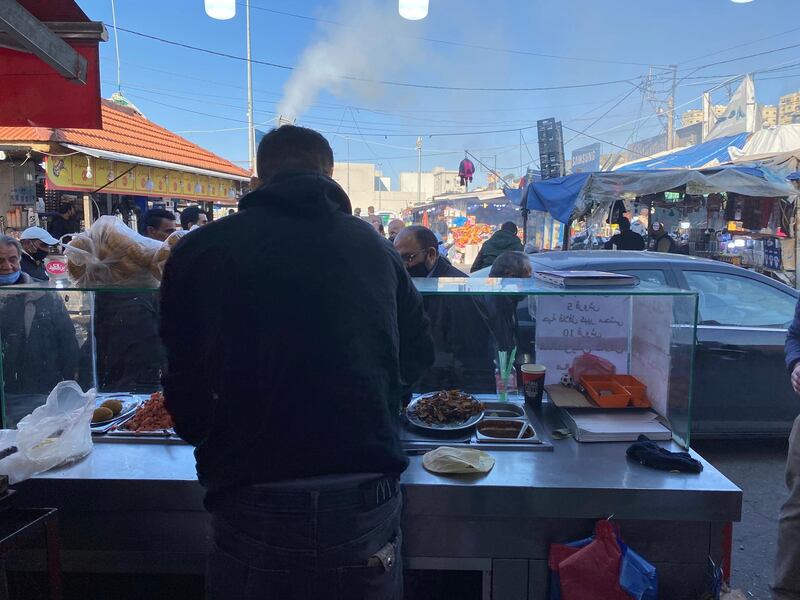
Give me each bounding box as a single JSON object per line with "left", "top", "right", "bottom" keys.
{"left": 64, "top": 215, "right": 163, "bottom": 286}
{"left": 0, "top": 381, "right": 95, "bottom": 484}
{"left": 150, "top": 229, "right": 188, "bottom": 280}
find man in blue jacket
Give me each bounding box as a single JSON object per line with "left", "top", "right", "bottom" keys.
{"left": 776, "top": 306, "right": 800, "bottom": 599}
{"left": 160, "top": 126, "right": 434, "bottom": 600}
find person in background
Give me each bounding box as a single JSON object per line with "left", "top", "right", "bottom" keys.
{"left": 19, "top": 226, "right": 58, "bottom": 280}
{"left": 650, "top": 222, "right": 675, "bottom": 253}
{"left": 387, "top": 219, "right": 405, "bottom": 243}
{"left": 367, "top": 205, "right": 375, "bottom": 218}
{"left": 354, "top": 207, "right": 362, "bottom": 218}
{"left": 603, "top": 217, "right": 645, "bottom": 251}
{"left": 0, "top": 236, "right": 78, "bottom": 425}
{"left": 47, "top": 202, "right": 77, "bottom": 242}
{"left": 394, "top": 225, "right": 494, "bottom": 392}
{"left": 141, "top": 209, "right": 177, "bottom": 242}
{"left": 470, "top": 221, "right": 523, "bottom": 273}
{"left": 484, "top": 251, "right": 532, "bottom": 353}
{"left": 631, "top": 207, "right": 650, "bottom": 237}
{"left": 180, "top": 206, "right": 208, "bottom": 230}
{"left": 227, "top": 209, "right": 235, "bottom": 216}
{"left": 161, "top": 125, "right": 434, "bottom": 600}
{"left": 776, "top": 304, "right": 800, "bottom": 599}
{"left": 370, "top": 218, "right": 385, "bottom": 237}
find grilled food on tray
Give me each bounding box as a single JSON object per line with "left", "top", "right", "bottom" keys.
{"left": 412, "top": 390, "right": 483, "bottom": 425}
{"left": 121, "top": 391, "right": 174, "bottom": 433}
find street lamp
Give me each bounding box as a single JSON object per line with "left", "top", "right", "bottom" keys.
{"left": 204, "top": 0, "right": 255, "bottom": 176}
{"left": 399, "top": 0, "right": 429, "bottom": 20}
{"left": 204, "top": 0, "right": 235, "bottom": 20}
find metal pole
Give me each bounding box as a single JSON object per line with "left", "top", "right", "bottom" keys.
{"left": 346, "top": 136, "right": 350, "bottom": 196}
{"left": 246, "top": 0, "right": 255, "bottom": 175}
{"left": 416, "top": 137, "right": 422, "bottom": 205}
{"left": 667, "top": 64, "right": 677, "bottom": 151}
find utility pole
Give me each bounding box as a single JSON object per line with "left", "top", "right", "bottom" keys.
{"left": 245, "top": 0, "right": 255, "bottom": 174}
{"left": 666, "top": 64, "right": 677, "bottom": 151}
{"left": 346, "top": 136, "right": 351, "bottom": 196}
{"left": 416, "top": 136, "right": 423, "bottom": 205}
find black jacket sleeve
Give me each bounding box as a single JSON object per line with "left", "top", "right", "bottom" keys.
{"left": 396, "top": 264, "right": 435, "bottom": 387}
{"left": 51, "top": 296, "right": 79, "bottom": 381}
{"left": 160, "top": 240, "right": 223, "bottom": 446}
{"left": 470, "top": 251, "right": 485, "bottom": 273}
{"left": 604, "top": 236, "right": 616, "bottom": 250}
{"left": 785, "top": 298, "right": 800, "bottom": 371}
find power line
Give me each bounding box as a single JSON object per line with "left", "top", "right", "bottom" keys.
{"left": 243, "top": 2, "right": 662, "bottom": 68}
{"left": 109, "top": 25, "right": 648, "bottom": 93}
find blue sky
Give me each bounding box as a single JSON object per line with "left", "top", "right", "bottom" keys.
{"left": 78, "top": 0, "right": 800, "bottom": 187}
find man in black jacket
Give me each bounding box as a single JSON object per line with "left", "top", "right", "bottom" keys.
{"left": 47, "top": 202, "right": 77, "bottom": 242}
{"left": 394, "top": 225, "right": 495, "bottom": 393}
{"left": 775, "top": 303, "right": 800, "bottom": 599}
{"left": 160, "top": 126, "right": 434, "bottom": 600}
{"left": 604, "top": 217, "right": 645, "bottom": 251}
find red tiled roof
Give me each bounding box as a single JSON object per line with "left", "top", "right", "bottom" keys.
{"left": 0, "top": 100, "right": 249, "bottom": 179}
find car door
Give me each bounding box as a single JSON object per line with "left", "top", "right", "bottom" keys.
{"left": 677, "top": 268, "right": 798, "bottom": 436}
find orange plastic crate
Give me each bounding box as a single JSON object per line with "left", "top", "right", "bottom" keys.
{"left": 579, "top": 377, "right": 632, "bottom": 408}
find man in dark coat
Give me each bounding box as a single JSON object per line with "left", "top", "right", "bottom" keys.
{"left": 485, "top": 251, "right": 532, "bottom": 353}
{"left": 0, "top": 237, "right": 78, "bottom": 425}
{"left": 394, "top": 225, "right": 495, "bottom": 393}
{"left": 19, "top": 226, "right": 59, "bottom": 280}
{"left": 604, "top": 217, "right": 645, "bottom": 251}
{"left": 775, "top": 304, "right": 800, "bottom": 599}
{"left": 470, "top": 221, "right": 523, "bottom": 272}
{"left": 160, "top": 126, "right": 434, "bottom": 600}
{"left": 47, "top": 202, "right": 77, "bottom": 242}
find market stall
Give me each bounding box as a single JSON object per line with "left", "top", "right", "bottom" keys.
{"left": 0, "top": 265, "right": 742, "bottom": 598}
{"left": 0, "top": 97, "right": 250, "bottom": 235}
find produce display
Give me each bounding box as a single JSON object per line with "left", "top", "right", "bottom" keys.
{"left": 120, "top": 391, "right": 174, "bottom": 433}
{"left": 449, "top": 223, "right": 493, "bottom": 248}
{"left": 411, "top": 390, "right": 483, "bottom": 425}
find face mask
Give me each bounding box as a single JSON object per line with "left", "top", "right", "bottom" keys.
{"left": 407, "top": 262, "right": 430, "bottom": 277}
{"left": 32, "top": 249, "right": 48, "bottom": 261}
{"left": 0, "top": 270, "right": 21, "bottom": 286}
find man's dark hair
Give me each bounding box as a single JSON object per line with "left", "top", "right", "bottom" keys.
{"left": 143, "top": 208, "right": 175, "bottom": 232}
{"left": 404, "top": 225, "right": 438, "bottom": 251}
{"left": 617, "top": 217, "right": 631, "bottom": 231}
{"left": 256, "top": 125, "right": 334, "bottom": 182}
{"left": 180, "top": 206, "right": 202, "bottom": 230}
{"left": 500, "top": 221, "right": 518, "bottom": 234}
{"left": 58, "top": 202, "right": 73, "bottom": 215}
{"left": 490, "top": 251, "right": 530, "bottom": 277}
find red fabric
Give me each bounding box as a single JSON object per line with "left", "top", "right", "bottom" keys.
{"left": 0, "top": 43, "right": 102, "bottom": 129}
{"left": 554, "top": 521, "right": 630, "bottom": 600}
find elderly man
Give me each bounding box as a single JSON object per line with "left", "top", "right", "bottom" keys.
{"left": 19, "top": 226, "right": 58, "bottom": 280}
{"left": 394, "top": 225, "right": 494, "bottom": 392}
{"left": 387, "top": 219, "right": 405, "bottom": 243}
{"left": 0, "top": 236, "right": 78, "bottom": 424}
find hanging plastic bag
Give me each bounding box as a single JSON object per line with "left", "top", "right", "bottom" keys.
{"left": 150, "top": 229, "right": 189, "bottom": 280}
{"left": 619, "top": 543, "right": 658, "bottom": 600}
{"left": 569, "top": 352, "right": 617, "bottom": 383}
{"left": 0, "top": 381, "right": 95, "bottom": 484}
{"left": 65, "top": 215, "right": 163, "bottom": 286}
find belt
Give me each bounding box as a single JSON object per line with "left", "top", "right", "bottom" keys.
{"left": 235, "top": 476, "right": 400, "bottom": 512}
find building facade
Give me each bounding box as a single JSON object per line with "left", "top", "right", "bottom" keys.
{"left": 779, "top": 92, "right": 800, "bottom": 125}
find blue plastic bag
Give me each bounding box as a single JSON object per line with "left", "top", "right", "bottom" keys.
{"left": 619, "top": 543, "right": 658, "bottom": 600}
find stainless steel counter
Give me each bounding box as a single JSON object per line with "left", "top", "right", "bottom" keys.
{"left": 10, "top": 402, "right": 742, "bottom": 599}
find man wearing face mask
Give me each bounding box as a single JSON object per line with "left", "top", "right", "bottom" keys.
{"left": 0, "top": 236, "right": 78, "bottom": 424}
{"left": 19, "top": 227, "right": 58, "bottom": 281}
{"left": 387, "top": 219, "right": 405, "bottom": 243}
{"left": 394, "top": 225, "right": 495, "bottom": 393}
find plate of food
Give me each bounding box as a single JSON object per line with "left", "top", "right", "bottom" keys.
{"left": 91, "top": 394, "right": 140, "bottom": 427}
{"left": 406, "top": 390, "right": 485, "bottom": 431}
{"left": 110, "top": 391, "right": 176, "bottom": 436}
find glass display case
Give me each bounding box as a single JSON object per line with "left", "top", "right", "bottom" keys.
{"left": 0, "top": 278, "right": 698, "bottom": 445}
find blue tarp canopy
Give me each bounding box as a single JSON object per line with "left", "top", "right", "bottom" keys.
{"left": 616, "top": 133, "right": 750, "bottom": 171}
{"left": 504, "top": 164, "right": 798, "bottom": 224}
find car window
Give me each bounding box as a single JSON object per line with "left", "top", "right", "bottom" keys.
{"left": 610, "top": 269, "right": 667, "bottom": 286}
{"left": 684, "top": 270, "right": 796, "bottom": 327}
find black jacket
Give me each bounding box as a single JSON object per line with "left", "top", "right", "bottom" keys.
{"left": 417, "top": 257, "right": 495, "bottom": 393}
{"left": 0, "top": 272, "right": 79, "bottom": 394}
{"left": 20, "top": 252, "right": 47, "bottom": 281}
{"left": 470, "top": 229, "right": 523, "bottom": 272}
{"left": 604, "top": 229, "right": 645, "bottom": 251}
{"left": 160, "top": 171, "right": 434, "bottom": 494}
{"left": 47, "top": 215, "right": 75, "bottom": 242}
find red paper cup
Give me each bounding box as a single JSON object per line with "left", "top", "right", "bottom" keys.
{"left": 521, "top": 364, "right": 547, "bottom": 409}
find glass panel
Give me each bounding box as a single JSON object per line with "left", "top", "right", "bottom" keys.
{"left": 684, "top": 270, "right": 795, "bottom": 327}
{"left": 611, "top": 269, "right": 668, "bottom": 286}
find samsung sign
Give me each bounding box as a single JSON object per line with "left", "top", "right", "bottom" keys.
{"left": 571, "top": 143, "right": 601, "bottom": 173}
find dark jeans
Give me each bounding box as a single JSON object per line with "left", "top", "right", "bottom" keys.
{"left": 207, "top": 473, "right": 403, "bottom": 600}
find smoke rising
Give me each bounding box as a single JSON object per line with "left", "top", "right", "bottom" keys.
{"left": 277, "top": 0, "right": 422, "bottom": 122}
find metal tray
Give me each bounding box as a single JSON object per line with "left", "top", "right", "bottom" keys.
{"left": 482, "top": 402, "right": 525, "bottom": 419}
{"left": 106, "top": 412, "right": 176, "bottom": 438}
{"left": 405, "top": 394, "right": 484, "bottom": 431}
{"left": 91, "top": 394, "right": 141, "bottom": 432}
{"left": 476, "top": 419, "right": 542, "bottom": 444}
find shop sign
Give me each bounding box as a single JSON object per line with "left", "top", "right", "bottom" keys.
{"left": 571, "top": 143, "right": 601, "bottom": 174}
{"left": 46, "top": 155, "right": 237, "bottom": 202}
